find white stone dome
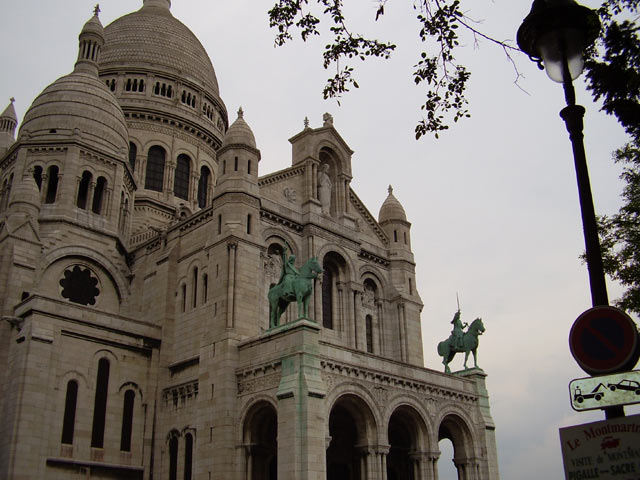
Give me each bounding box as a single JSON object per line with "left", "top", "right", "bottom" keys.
{"left": 378, "top": 185, "right": 407, "bottom": 223}
{"left": 101, "top": 2, "right": 220, "bottom": 99}
{"left": 20, "top": 72, "right": 128, "bottom": 156}
{"left": 222, "top": 108, "right": 256, "bottom": 148}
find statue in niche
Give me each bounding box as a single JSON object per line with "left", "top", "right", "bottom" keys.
{"left": 267, "top": 245, "right": 323, "bottom": 328}
{"left": 437, "top": 309, "right": 485, "bottom": 373}
{"left": 362, "top": 284, "right": 375, "bottom": 309}
{"left": 318, "top": 163, "right": 332, "bottom": 214}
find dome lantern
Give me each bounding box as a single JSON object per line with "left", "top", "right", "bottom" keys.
{"left": 74, "top": 6, "right": 105, "bottom": 75}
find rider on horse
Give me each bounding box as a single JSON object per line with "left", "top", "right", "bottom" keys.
{"left": 276, "top": 247, "right": 299, "bottom": 298}
{"left": 450, "top": 310, "right": 468, "bottom": 350}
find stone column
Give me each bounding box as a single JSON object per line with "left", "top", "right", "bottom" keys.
{"left": 315, "top": 276, "right": 322, "bottom": 326}
{"left": 226, "top": 242, "right": 237, "bottom": 328}
{"left": 427, "top": 451, "right": 441, "bottom": 480}
{"left": 377, "top": 445, "right": 390, "bottom": 480}
{"left": 87, "top": 181, "right": 96, "bottom": 211}
{"left": 191, "top": 171, "right": 199, "bottom": 206}
{"left": 353, "top": 289, "right": 362, "bottom": 350}
{"left": 166, "top": 161, "right": 176, "bottom": 197}
{"left": 344, "top": 178, "right": 351, "bottom": 214}
{"left": 376, "top": 301, "right": 385, "bottom": 355}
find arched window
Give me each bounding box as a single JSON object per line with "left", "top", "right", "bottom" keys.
{"left": 169, "top": 435, "right": 179, "bottom": 480}
{"left": 322, "top": 266, "right": 334, "bottom": 329}
{"left": 128, "top": 142, "right": 137, "bottom": 171}
{"left": 181, "top": 284, "right": 187, "bottom": 313}
{"left": 145, "top": 146, "right": 166, "bottom": 192}
{"left": 0, "top": 175, "right": 12, "bottom": 211}
{"left": 92, "top": 176, "right": 107, "bottom": 214}
{"left": 45, "top": 165, "right": 59, "bottom": 204}
{"left": 174, "top": 154, "right": 191, "bottom": 200}
{"left": 184, "top": 433, "right": 194, "bottom": 480}
{"left": 322, "top": 253, "right": 348, "bottom": 332}
{"left": 197, "top": 166, "right": 210, "bottom": 208}
{"left": 33, "top": 166, "right": 43, "bottom": 191}
{"left": 247, "top": 214, "right": 252, "bottom": 235}
{"left": 91, "top": 358, "right": 110, "bottom": 448}
{"left": 77, "top": 171, "right": 92, "bottom": 209}
{"left": 203, "top": 274, "right": 208, "bottom": 304}
{"left": 61, "top": 380, "right": 78, "bottom": 445}
{"left": 120, "top": 389, "right": 135, "bottom": 452}
{"left": 192, "top": 267, "right": 198, "bottom": 308}
{"left": 366, "top": 315, "right": 374, "bottom": 353}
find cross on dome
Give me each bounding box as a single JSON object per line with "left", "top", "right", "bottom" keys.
{"left": 237, "top": 107, "right": 244, "bottom": 118}
{"left": 94, "top": 4, "right": 100, "bottom": 16}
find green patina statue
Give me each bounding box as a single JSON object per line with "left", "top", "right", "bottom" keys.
{"left": 437, "top": 310, "right": 485, "bottom": 374}
{"left": 268, "top": 247, "right": 323, "bottom": 328}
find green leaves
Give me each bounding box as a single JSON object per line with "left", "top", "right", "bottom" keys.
{"left": 268, "top": 0, "right": 395, "bottom": 104}
{"left": 597, "top": 138, "right": 640, "bottom": 314}
{"left": 268, "top": 0, "right": 475, "bottom": 138}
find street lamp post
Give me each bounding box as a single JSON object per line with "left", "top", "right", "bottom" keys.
{"left": 517, "top": 0, "right": 624, "bottom": 418}
{"left": 517, "top": 0, "right": 607, "bottom": 307}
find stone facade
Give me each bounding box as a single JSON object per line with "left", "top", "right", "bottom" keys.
{"left": 0, "top": 1, "right": 499, "bottom": 479}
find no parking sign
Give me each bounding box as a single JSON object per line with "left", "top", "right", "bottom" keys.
{"left": 569, "top": 306, "right": 640, "bottom": 376}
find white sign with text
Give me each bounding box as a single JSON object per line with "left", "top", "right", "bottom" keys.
{"left": 560, "top": 414, "right": 640, "bottom": 479}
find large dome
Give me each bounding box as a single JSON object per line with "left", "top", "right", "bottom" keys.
{"left": 101, "top": 3, "right": 220, "bottom": 98}
{"left": 20, "top": 72, "right": 128, "bottom": 156}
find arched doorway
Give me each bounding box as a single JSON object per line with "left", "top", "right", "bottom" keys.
{"left": 243, "top": 401, "right": 278, "bottom": 480}
{"left": 326, "top": 394, "right": 377, "bottom": 480}
{"left": 387, "top": 405, "right": 428, "bottom": 480}
{"left": 438, "top": 414, "right": 476, "bottom": 480}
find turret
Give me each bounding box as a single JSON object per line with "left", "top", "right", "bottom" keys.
{"left": 215, "top": 107, "right": 261, "bottom": 198}
{"left": 0, "top": 98, "right": 17, "bottom": 155}
{"left": 379, "top": 185, "right": 412, "bottom": 256}
{"left": 74, "top": 5, "right": 105, "bottom": 75}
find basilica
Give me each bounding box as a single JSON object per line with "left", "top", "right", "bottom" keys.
{"left": 0, "top": 1, "right": 499, "bottom": 478}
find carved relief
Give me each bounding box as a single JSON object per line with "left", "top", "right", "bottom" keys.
{"left": 162, "top": 380, "right": 199, "bottom": 410}
{"left": 362, "top": 284, "right": 376, "bottom": 310}
{"left": 283, "top": 187, "right": 297, "bottom": 203}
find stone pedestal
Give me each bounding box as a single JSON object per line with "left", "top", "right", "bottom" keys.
{"left": 274, "top": 319, "right": 327, "bottom": 480}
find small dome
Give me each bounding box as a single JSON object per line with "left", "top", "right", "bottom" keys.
{"left": 1, "top": 98, "right": 17, "bottom": 123}
{"left": 81, "top": 10, "right": 104, "bottom": 37}
{"left": 20, "top": 72, "right": 128, "bottom": 156}
{"left": 222, "top": 107, "right": 256, "bottom": 148}
{"left": 8, "top": 172, "right": 41, "bottom": 216}
{"left": 378, "top": 185, "right": 407, "bottom": 223}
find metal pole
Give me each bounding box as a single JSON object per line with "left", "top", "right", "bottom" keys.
{"left": 559, "top": 104, "right": 609, "bottom": 307}
{"left": 560, "top": 70, "right": 624, "bottom": 419}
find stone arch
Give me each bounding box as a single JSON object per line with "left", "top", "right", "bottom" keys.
{"left": 59, "top": 369, "right": 89, "bottom": 392}
{"left": 435, "top": 408, "right": 478, "bottom": 479}
{"left": 359, "top": 265, "right": 389, "bottom": 296}
{"left": 90, "top": 349, "right": 120, "bottom": 388}
{"left": 118, "top": 381, "right": 143, "bottom": 403}
{"left": 318, "top": 248, "right": 353, "bottom": 332}
{"left": 38, "top": 255, "right": 121, "bottom": 309}
{"left": 240, "top": 399, "right": 278, "bottom": 480}
{"left": 40, "top": 246, "right": 129, "bottom": 301}
{"left": 386, "top": 403, "right": 431, "bottom": 480}
{"left": 316, "top": 140, "right": 352, "bottom": 177}
{"left": 326, "top": 391, "right": 379, "bottom": 479}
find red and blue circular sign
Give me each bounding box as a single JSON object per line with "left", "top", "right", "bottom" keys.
{"left": 569, "top": 306, "right": 639, "bottom": 375}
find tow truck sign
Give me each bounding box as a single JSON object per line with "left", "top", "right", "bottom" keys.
{"left": 569, "top": 370, "right": 640, "bottom": 411}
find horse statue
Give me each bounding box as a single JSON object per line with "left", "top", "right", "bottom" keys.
{"left": 437, "top": 317, "right": 485, "bottom": 373}
{"left": 268, "top": 256, "right": 323, "bottom": 328}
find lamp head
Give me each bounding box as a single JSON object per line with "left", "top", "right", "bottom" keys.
{"left": 517, "top": 0, "right": 600, "bottom": 82}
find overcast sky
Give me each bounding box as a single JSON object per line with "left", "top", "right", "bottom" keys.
{"left": 1, "top": 1, "right": 638, "bottom": 478}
